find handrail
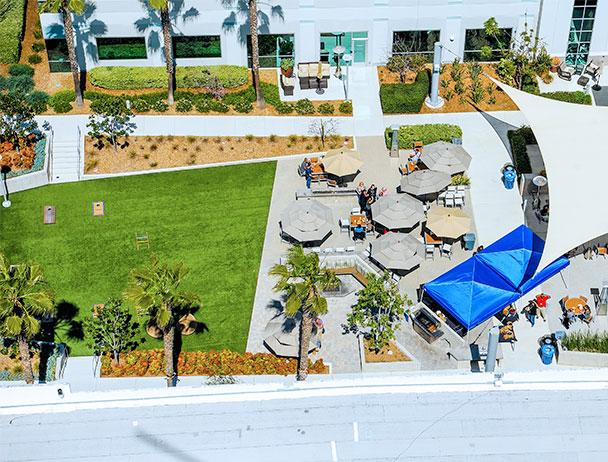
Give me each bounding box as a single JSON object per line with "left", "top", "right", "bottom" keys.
{"left": 76, "top": 126, "right": 82, "bottom": 180}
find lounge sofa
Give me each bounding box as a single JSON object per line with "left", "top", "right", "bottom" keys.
{"left": 557, "top": 61, "right": 575, "bottom": 81}
{"left": 297, "top": 62, "right": 330, "bottom": 90}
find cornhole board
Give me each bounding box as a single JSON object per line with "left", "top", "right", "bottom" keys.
{"left": 43, "top": 206, "right": 56, "bottom": 224}
{"left": 92, "top": 201, "right": 105, "bottom": 217}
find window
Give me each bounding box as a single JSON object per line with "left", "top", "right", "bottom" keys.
{"left": 464, "top": 28, "right": 512, "bottom": 61}
{"left": 45, "top": 39, "right": 70, "bottom": 73}
{"left": 173, "top": 35, "right": 221, "bottom": 59}
{"left": 566, "top": 0, "right": 597, "bottom": 72}
{"left": 247, "top": 34, "right": 294, "bottom": 68}
{"left": 320, "top": 32, "right": 368, "bottom": 65}
{"left": 97, "top": 37, "right": 147, "bottom": 60}
{"left": 392, "top": 30, "right": 440, "bottom": 58}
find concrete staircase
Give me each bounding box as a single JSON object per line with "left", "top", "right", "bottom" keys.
{"left": 51, "top": 136, "right": 81, "bottom": 183}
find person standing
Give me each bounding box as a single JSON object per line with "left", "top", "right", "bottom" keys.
{"left": 521, "top": 301, "right": 538, "bottom": 327}
{"left": 356, "top": 182, "right": 366, "bottom": 212}
{"left": 368, "top": 184, "right": 378, "bottom": 203}
{"left": 535, "top": 293, "right": 551, "bottom": 322}
{"left": 304, "top": 165, "right": 313, "bottom": 189}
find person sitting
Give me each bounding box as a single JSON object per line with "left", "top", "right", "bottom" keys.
{"left": 353, "top": 225, "right": 366, "bottom": 241}
{"left": 299, "top": 158, "right": 311, "bottom": 176}
{"left": 540, "top": 204, "right": 549, "bottom": 217}
{"left": 580, "top": 305, "right": 593, "bottom": 325}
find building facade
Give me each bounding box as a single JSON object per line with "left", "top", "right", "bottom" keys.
{"left": 39, "top": 0, "right": 608, "bottom": 72}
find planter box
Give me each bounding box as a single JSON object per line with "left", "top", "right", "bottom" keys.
{"left": 558, "top": 349, "right": 608, "bottom": 368}
{"left": 359, "top": 338, "right": 420, "bottom": 373}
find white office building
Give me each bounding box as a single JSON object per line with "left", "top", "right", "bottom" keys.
{"left": 39, "top": 0, "right": 608, "bottom": 72}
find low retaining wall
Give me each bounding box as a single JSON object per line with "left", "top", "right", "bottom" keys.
{"left": 558, "top": 350, "right": 608, "bottom": 368}
{"left": 6, "top": 133, "right": 52, "bottom": 193}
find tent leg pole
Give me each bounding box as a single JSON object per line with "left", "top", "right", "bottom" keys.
{"left": 559, "top": 270, "right": 568, "bottom": 289}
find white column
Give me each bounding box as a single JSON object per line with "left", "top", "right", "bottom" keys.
{"left": 371, "top": 18, "right": 389, "bottom": 65}
{"left": 297, "top": 20, "right": 317, "bottom": 63}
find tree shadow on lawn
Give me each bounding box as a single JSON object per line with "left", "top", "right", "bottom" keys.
{"left": 173, "top": 305, "right": 209, "bottom": 377}
{"left": 37, "top": 300, "right": 84, "bottom": 382}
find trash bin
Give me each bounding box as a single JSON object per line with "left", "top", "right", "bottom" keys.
{"left": 541, "top": 343, "right": 556, "bottom": 365}
{"left": 463, "top": 233, "right": 476, "bottom": 251}
{"left": 502, "top": 167, "right": 516, "bottom": 190}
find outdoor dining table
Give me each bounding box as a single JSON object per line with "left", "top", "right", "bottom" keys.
{"left": 565, "top": 296, "right": 588, "bottom": 315}
{"left": 350, "top": 214, "right": 367, "bottom": 227}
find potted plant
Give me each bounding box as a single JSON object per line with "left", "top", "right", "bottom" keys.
{"left": 281, "top": 58, "right": 295, "bottom": 77}
{"left": 550, "top": 57, "right": 561, "bottom": 73}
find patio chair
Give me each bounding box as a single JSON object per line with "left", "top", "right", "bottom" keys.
{"left": 454, "top": 196, "right": 464, "bottom": 208}
{"left": 557, "top": 61, "right": 575, "bottom": 81}
{"left": 135, "top": 233, "right": 150, "bottom": 249}
{"left": 391, "top": 272, "right": 401, "bottom": 283}
{"left": 339, "top": 218, "right": 350, "bottom": 233}
{"left": 437, "top": 191, "right": 447, "bottom": 205}
{"left": 425, "top": 245, "right": 435, "bottom": 260}
{"left": 445, "top": 197, "right": 455, "bottom": 208}
{"left": 441, "top": 243, "right": 452, "bottom": 259}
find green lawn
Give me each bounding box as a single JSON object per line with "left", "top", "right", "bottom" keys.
{"left": 0, "top": 162, "right": 276, "bottom": 355}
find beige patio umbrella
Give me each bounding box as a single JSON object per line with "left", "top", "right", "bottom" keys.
{"left": 280, "top": 198, "right": 333, "bottom": 243}
{"left": 420, "top": 141, "right": 472, "bottom": 175}
{"left": 371, "top": 194, "right": 424, "bottom": 230}
{"left": 371, "top": 232, "right": 425, "bottom": 271}
{"left": 426, "top": 207, "right": 472, "bottom": 239}
{"left": 322, "top": 148, "right": 363, "bottom": 177}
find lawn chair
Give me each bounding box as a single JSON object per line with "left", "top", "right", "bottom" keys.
{"left": 441, "top": 243, "right": 452, "bottom": 259}
{"left": 135, "top": 233, "right": 150, "bottom": 249}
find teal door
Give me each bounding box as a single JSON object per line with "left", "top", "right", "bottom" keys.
{"left": 352, "top": 37, "right": 367, "bottom": 63}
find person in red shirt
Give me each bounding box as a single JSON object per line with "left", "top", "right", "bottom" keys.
{"left": 535, "top": 293, "right": 551, "bottom": 322}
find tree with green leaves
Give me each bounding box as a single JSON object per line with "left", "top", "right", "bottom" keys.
{"left": 269, "top": 245, "right": 337, "bottom": 381}
{"left": 0, "top": 92, "right": 38, "bottom": 156}
{"left": 83, "top": 299, "right": 143, "bottom": 364}
{"left": 0, "top": 253, "right": 55, "bottom": 384}
{"left": 40, "top": 0, "right": 86, "bottom": 106}
{"left": 124, "top": 256, "right": 200, "bottom": 387}
{"left": 87, "top": 99, "right": 136, "bottom": 155}
{"left": 344, "top": 272, "right": 408, "bottom": 353}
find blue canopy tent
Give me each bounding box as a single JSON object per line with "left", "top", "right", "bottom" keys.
{"left": 423, "top": 225, "right": 569, "bottom": 330}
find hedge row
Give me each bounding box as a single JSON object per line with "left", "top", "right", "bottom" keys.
{"left": 89, "top": 65, "right": 249, "bottom": 90}
{"left": 0, "top": 0, "right": 26, "bottom": 63}
{"left": 541, "top": 90, "right": 592, "bottom": 105}
{"left": 384, "top": 123, "right": 463, "bottom": 149}
{"left": 101, "top": 349, "right": 328, "bottom": 377}
{"left": 379, "top": 71, "right": 429, "bottom": 114}
{"left": 506, "top": 127, "right": 533, "bottom": 174}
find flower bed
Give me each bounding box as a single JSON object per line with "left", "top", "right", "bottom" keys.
{"left": 89, "top": 65, "right": 249, "bottom": 90}
{"left": 101, "top": 350, "right": 328, "bottom": 377}
{"left": 0, "top": 136, "right": 46, "bottom": 176}
{"left": 384, "top": 123, "right": 463, "bottom": 149}
{"left": 506, "top": 126, "right": 535, "bottom": 174}
{"left": 541, "top": 91, "right": 592, "bottom": 105}
{"left": 562, "top": 332, "right": 608, "bottom": 354}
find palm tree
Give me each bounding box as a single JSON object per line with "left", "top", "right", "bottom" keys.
{"left": 0, "top": 254, "right": 55, "bottom": 385}
{"left": 222, "top": 0, "right": 277, "bottom": 109}
{"left": 269, "top": 245, "right": 337, "bottom": 381}
{"left": 124, "top": 256, "right": 200, "bottom": 387}
{"left": 40, "top": 0, "right": 87, "bottom": 107}
{"left": 148, "top": 0, "right": 176, "bottom": 105}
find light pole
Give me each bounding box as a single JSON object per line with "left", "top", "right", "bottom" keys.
{"left": 1, "top": 165, "right": 11, "bottom": 208}
{"left": 343, "top": 53, "right": 352, "bottom": 100}
{"left": 425, "top": 41, "right": 445, "bottom": 109}
{"left": 333, "top": 45, "right": 346, "bottom": 79}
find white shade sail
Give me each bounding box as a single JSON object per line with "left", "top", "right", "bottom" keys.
{"left": 492, "top": 77, "right": 608, "bottom": 271}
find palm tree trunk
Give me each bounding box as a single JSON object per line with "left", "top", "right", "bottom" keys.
{"left": 17, "top": 335, "right": 35, "bottom": 385}
{"left": 160, "top": 7, "right": 175, "bottom": 106}
{"left": 296, "top": 313, "right": 313, "bottom": 381}
{"left": 61, "top": 3, "right": 83, "bottom": 107}
{"left": 248, "top": 0, "right": 265, "bottom": 109}
{"left": 163, "top": 325, "right": 176, "bottom": 387}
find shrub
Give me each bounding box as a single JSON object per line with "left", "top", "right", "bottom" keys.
{"left": 2, "top": 74, "right": 34, "bottom": 93}
{"left": 275, "top": 101, "right": 294, "bottom": 114}
{"left": 8, "top": 63, "right": 34, "bottom": 77}
{"left": 89, "top": 65, "right": 249, "bottom": 90}
{"left": 295, "top": 98, "right": 315, "bottom": 115}
{"left": 339, "top": 100, "right": 353, "bottom": 114}
{"left": 451, "top": 174, "right": 470, "bottom": 186}
{"left": 506, "top": 127, "right": 533, "bottom": 174}
{"left": 32, "top": 42, "right": 45, "bottom": 53}
{"left": 384, "top": 123, "right": 463, "bottom": 149}
{"left": 0, "top": 0, "right": 26, "bottom": 63}
{"left": 100, "top": 349, "right": 328, "bottom": 377}
{"left": 33, "top": 29, "right": 43, "bottom": 40}
{"left": 51, "top": 89, "right": 76, "bottom": 102}
{"left": 269, "top": 134, "right": 277, "bottom": 142}
{"left": 540, "top": 91, "right": 592, "bottom": 105}
{"left": 89, "top": 94, "right": 125, "bottom": 113}
{"left": 194, "top": 99, "right": 211, "bottom": 113}
{"left": 131, "top": 98, "right": 151, "bottom": 113}
{"left": 318, "top": 102, "right": 334, "bottom": 114}
{"left": 208, "top": 100, "right": 229, "bottom": 113}
{"left": 175, "top": 98, "right": 193, "bottom": 112}
{"left": 562, "top": 332, "right": 608, "bottom": 353}
{"left": 26, "top": 91, "right": 49, "bottom": 114}
{"left": 379, "top": 71, "right": 429, "bottom": 114}
{"left": 232, "top": 99, "right": 253, "bottom": 113}
{"left": 151, "top": 100, "right": 169, "bottom": 112}
{"left": 27, "top": 54, "right": 42, "bottom": 65}
{"left": 50, "top": 98, "right": 72, "bottom": 113}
